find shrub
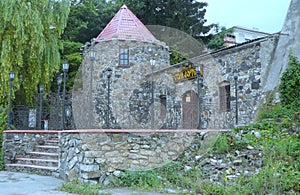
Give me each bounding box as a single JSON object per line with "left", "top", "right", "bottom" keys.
{"left": 213, "top": 133, "right": 233, "bottom": 154}
{"left": 112, "top": 170, "right": 160, "bottom": 189}
{"left": 279, "top": 52, "right": 300, "bottom": 110}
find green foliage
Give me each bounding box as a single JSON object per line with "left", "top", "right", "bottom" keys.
{"left": 170, "top": 50, "right": 187, "bottom": 65}
{"left": 112, "top": 170, "right": 160, "bottom": 189}
{"left": 0, "top": 0, "right": 70, "bottom": 105}
{"left": 62, "top": 0, "right": 101, "bottom": 43}
{"left": 63, "top": 41, "right": 82, "bottom": 91}
{"left": 134, "top": 0, "right": 212, "bottom": 40}
{"left": 110, "top": 161, "right": 203, "bottom": 190}
{"left": 0, "top": 108, "right": 7, "bottom": 170}
{"left": 59, "top": 179, "right": 102, "bottom": 195}
{"left": 206, "top": 27, "right": 233, "bottom": 51}
{"left": 258, "top": 103, "right": 295, "bottom": 120}
{"left": 213, "top": 133, "right": 233, "bottom": 154}
{"left": 51, "top": 40, "right": 82, "bottom": 91}
{"left": 279, "top": 52, "right": 300, "bottom": 110}
{"left": 0, "top": 107, "right": 7, "bottom": 131}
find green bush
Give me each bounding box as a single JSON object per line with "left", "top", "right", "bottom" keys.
{"left": 279, "top": 52, "right": 300, "bottom": 110}
{"left": 112, "top": 170, "right": 160, "bottom": 189}
{"left": 259, "top": 104, "right": 295, "bottom": 121}
{"left": 213, "top": 133, "right": 233, "bottom": 154}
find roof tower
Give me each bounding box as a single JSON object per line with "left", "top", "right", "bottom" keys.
{"left": 96, "top": 5, "right": 158, "bottom": 42}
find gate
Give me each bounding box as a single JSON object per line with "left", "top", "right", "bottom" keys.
{"left": 11, "top": 93, "right": 74, "bottom": 130}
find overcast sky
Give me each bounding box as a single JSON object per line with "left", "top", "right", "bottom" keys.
{"left": 203, "top": 0, "right": 291, "bottom": 33}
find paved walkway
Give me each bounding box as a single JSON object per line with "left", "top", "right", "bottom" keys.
{"left": 0, "top": 171, "right": 72, "bottom": 195}
{"left": 0, "top": 171, "right": 167, "bottom": 195}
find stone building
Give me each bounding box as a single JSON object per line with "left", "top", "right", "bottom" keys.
{"left": 73, "top": 5, "right": 170, "bottom": 130}
{"left": 73, "top": 5, "right": 271, "bottom": 130}
{"left": 73, "top": 1, "right": 299, "bottom": 130}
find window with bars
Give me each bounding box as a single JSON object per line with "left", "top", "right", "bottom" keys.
{"left": 219, "top": 83, "right": 231, "bottom": 112}
{"left": 119, "top": 47, "right": 129, "bottom": 66}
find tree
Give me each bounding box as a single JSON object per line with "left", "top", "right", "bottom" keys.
{"left": 206, "top": 26, "right": 233, "bottom": 51}
{"left": 56, "top": 40, "right": 83, "bottom": 91}
{"left": 62, "top": 0, "right": 101, "bottom": 43}
{"left": 134, "top": 0, "right": 213, "bottom": 40}
{"left": 0, "top": 0, "right": 70, "bottom": 105}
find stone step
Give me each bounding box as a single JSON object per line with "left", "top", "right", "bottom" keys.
{"left": 35, "top": 145, "right": 59, "bottom": 149}
{"left": 27, "top": 151, "right": 59, "bottom": 157}
{"left": 16, "top": 157, "right": 59, "bottom": 163}
{"left": 34, "top": 144, "right": 59, "bottom": 153}
{"left": 6, "top": 163, "right": 57, "bottom": 171}
{"left": 45, "top": 140, "right": 59, "bottom": 143}
{"left": 15, "top": 157, "right": 58, "bottom": 167}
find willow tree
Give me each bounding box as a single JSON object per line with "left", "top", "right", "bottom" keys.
{"left": 0, "top": 0, "right": 70, "bottom": 105}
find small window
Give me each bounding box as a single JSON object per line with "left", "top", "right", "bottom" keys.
{"left": 219, "top": 84, "right": 230, "bottom": 112}
{"left": 119, "top": 47, "right": 129, "bottom": 66}
{"left": 160, "top": 95, "right": 166, "bottom": 119}
{"left": 185, "top": 93, "right": 191, "bottom": 103}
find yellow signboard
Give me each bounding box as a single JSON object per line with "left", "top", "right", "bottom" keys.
{"left": 173, "top": 63, "right": 202, "bottom": 82}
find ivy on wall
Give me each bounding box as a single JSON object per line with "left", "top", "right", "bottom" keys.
{"left": 279, "top": 52, "right": 300, "bottom": 110}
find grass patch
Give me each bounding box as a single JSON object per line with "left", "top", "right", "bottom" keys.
{"left": 59, "top": 179, "right": 103, "bottom": 195}
{"left": 111, "top": 170, "right": 160, "bottom": 189}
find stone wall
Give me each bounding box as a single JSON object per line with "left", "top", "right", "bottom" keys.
{"left": 59, "top": 130, "right": 196, "bottom": 183}
{"left": 4, "top": 130, "right": 226, "bottom": 184}
{"left": 148, "top": 35, "right": 277, "bottom": 128}
{"left": 73, "top": 39, "right": 170, "bottom": 129}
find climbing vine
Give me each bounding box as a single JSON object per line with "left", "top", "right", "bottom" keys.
{"left": 0, "top": 0, "right": 70, "bottom": 105}
{"left": 279, "top": 52, "right": 300, "bottom": 110}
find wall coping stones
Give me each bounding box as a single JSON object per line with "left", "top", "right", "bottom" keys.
{"left": 3, "top": 130, "right": 60, "bottom": 133}
{"left": 4, "top": 129, "right": 231, "bottom": 134}
{"left": 15, "top": 129, "right": 231, "bottom": 133}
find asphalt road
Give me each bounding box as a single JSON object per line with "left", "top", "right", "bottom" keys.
{"left": 0, "top": 171, "right": 72, "bottom": 195}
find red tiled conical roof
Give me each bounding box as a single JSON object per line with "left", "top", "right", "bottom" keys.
{"left": 96, "top": 5, "right": 158, "bottom": 42}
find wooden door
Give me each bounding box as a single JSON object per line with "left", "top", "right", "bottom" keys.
{"left": 182, "top": 90, "right": 198, "bottom": 129}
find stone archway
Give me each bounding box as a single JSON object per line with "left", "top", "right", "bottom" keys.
{"left": 182, "top": 90, "right": 198, "bottom": 129}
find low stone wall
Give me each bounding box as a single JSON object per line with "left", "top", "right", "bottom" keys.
{"left": 3, "top": 129, "right": 227, "bottom": 184}
{"left": 59, "top": 129, "right": 202, "bottom": 183}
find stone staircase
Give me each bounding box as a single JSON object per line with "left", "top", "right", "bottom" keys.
{"left": 5, "top": 133, "right": 59, "bottom": 176}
